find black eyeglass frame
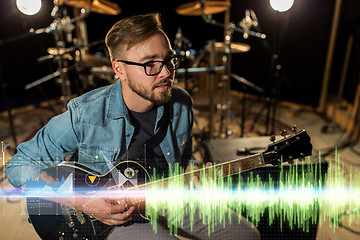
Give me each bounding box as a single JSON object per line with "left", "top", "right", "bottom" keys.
{"left": 116, "top": 56, "right": 180, "bottom": 76}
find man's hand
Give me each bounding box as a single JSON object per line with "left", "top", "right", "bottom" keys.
{"left": 185, "top": 162, "right": 212, "bottom": 188}
{"left": 78, "top": 197, "right": 135, "bottom": 226}
{"left": 36, "top": 172, "right": 135, "bottom": 226}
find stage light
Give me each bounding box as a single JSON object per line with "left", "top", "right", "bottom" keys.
{"left": 16, "top": 0, "right": 42, "bottom": 16}
{"left": 270, "top": 0, "right": 294, "bottom": 12}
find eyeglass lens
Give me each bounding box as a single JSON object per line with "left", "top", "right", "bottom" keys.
{"left": 146, "top": 57, "right": 179, "bottom": 75}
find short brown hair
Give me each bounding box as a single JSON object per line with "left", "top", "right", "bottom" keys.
{"left": 105, "top": 13, "right": 165, "bottom": 61}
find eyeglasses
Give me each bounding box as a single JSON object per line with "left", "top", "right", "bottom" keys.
{"left": 116, "top": 56, "right": 180, "bottom": 76}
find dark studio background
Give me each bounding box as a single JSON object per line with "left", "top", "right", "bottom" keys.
{"left": 0, "top": 0, "right": 360, "bottom": 112}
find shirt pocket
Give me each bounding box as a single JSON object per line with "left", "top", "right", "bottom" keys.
{"left": 78, "top": 145, "right": 117, "bottom": 174}
{"left": 176, "top": 131, "right": 190, "bottom": 153}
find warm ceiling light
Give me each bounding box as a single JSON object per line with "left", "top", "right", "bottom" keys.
{"left": 16, "top": 0, "right": 42, "bottom": 16}
{"left": 270, "top": 0, "right": 294, "bottom": 12}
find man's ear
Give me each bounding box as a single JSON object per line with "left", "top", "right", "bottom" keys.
{"left": 113, "top": 61, "right": 126, "bottom": 80}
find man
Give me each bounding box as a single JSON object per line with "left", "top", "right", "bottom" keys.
{"left": 6, "top": 13, "right": 260, "bottom": 239}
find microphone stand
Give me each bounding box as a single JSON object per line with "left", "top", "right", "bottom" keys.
{"left": 249, "top": 11, "right": 290, "bottom": 136}
{"left": 201, "top": 7, "right": 265, "bottom": 138}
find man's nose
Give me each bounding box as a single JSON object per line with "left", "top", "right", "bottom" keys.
{"left": 158, "top": 63, "right": 171, "bottom": 78}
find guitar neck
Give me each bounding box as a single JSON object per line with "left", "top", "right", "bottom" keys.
{"left": 139, "top": 153, "right": 266, "bottom": 189}
{"left": 204, "top": 153, "right": 266, "bottom": 178}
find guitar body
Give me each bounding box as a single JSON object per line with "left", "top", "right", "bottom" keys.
{"left": 25, "top": 129, "right": 312, "bottom": 240}
{"left": 26, "top": 160, "right": 151, "bottom": 240}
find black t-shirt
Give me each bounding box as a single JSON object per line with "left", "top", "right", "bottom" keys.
{"left": 126, "top": 105, "right": 169, "bottom": 176}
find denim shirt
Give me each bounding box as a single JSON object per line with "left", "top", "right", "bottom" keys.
{"left": 6, "top": 80, "right": 199, "bottom": 187}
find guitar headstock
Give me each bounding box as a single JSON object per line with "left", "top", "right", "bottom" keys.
{"left": 263, "top": 129, "right": 312, "bottom": 166}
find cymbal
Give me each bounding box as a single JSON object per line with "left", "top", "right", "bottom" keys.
{"left": 176, "top": 1, "right": 231, "bottom": 16}
{"left": 63, "top": 0, "right": 121, "bottom": 15}
{"left": 205, "top": 42, "right": 251, "bottom": 53}
{"left": 82, "top": 54, "right": 111, "bottom": 67}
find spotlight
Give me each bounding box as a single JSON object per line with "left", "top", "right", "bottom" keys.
{"left": 269, "top": 0, "right": 294, "bottom": 12}
{"left": 16, "top": 0, "right": 42, "bottom": 16}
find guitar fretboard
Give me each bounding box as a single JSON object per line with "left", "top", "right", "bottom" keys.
{"left": 138, "top": 153, "right": 266, "bottom": 190}
{"left": 211, "top": 153, "right": 266, "bottom": 178}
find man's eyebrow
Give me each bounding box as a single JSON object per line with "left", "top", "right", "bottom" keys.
{"left": 139, "top": 50, "right": 174, "bottom": 62}
{"left": 139, "top": 54, "right": 158, "bottom": 62}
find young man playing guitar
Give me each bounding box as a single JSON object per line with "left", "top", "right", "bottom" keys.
{"left": 6, "top": 13, "right": 260, "bottom": 240}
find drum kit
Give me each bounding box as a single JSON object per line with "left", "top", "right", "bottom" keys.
{"left": 23, "top": 0, "right": 266, "bottom": 138}
{"left": 174, "top": 1, "right": 266, "bottom": 138}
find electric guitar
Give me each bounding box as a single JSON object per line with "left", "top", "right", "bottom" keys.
{"left": 25, "top": 129, "right": 312, "bottom": 240}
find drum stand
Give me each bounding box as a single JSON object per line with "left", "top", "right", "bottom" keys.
{"left": 201, "top": 11, "right": 265, "bottom": 138}
{"left": 24, "top": 3, "right": 90, "bottom": 110}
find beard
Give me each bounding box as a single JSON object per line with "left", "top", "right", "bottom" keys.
{"left": 127, "top": 78, "right": 173, "bottom": 105}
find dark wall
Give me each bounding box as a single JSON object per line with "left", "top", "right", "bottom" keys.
{"left": 331, "top": 0, "right": 360, "bottom": 104}
{"left": 229, "top": 0, "right": 334, "bottom": 107}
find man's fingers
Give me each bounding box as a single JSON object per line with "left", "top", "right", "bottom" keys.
{"left": 109, "top": 206, "right": 135, "bottom": 221}
{"left": 108, "top": 199, "right": 130, "bottom": 213}
{"left": 193, "top": 175, "right": 200, "bottom": 188}
{"left": 100, "top": 206, "right": 135, "bottom": 225}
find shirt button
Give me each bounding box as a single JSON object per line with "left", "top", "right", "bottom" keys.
{"left": 126, "top": 134, "right": 130, "bottom": 137}
{"left": 167, "top": 152, "right": 171, "bottom": 156}
{"left": 95, "top": 155, "right": 99, "bottom": 159}
{"left": 182, "top": 141, "right": 186, "bottom": 145}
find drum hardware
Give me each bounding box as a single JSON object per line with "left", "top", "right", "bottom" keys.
{"left": 25, "top": 0, "right": 119, "bottom": 103}
{"left": 208, "top": 40, "right": 216, "bottom": 139}
{"left": 47, "top": 46, "right": 77, "bottom": 56}
{"left": 24, "top": 71, "right": 61, "bottom": 90}
{"left": 192, "top": 49, "right": 206, "bottom": 68}
{"left": 174, "top": 27, "right": 199, "bottom": 95}
{"left": 36, "top": 54, "right": 55, "bottom": 63}
{"left": 23, "top": 2, "right": 91, "bottom": 109}
{"left": 176, "top": 66, "right": 225, "bottom": 74}
{"left": 90, "top": 66, "right": 115, "bottom": 83}
{"left": 204, "top": 42, "right": 251, "bottom": 53}
{"left": 178, "top": 0, "right": 267, "bottom": 138}
{"left": 231, "top": 74, "right": 264, "bottom": 138}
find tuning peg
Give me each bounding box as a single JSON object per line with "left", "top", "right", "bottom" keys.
{"left": 280, "top": 130, "right": 287, "bottom": 138}
{"left": 299, "top": 152, "right": 305, "bottom": 162}
{"left": 270, "top": 135, "right": 276, "bottom": 142}
{"left": 292, "top": 125, "right": 298, "bottom": 132}
{"left": 288, "top": 156, "right": 294, "bottom": 165}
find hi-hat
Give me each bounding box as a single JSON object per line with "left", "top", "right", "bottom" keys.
{"left": 63, "top": 0, "right": 121, "bottom": 15}
{"left": 176, "top": 1, "right": 231, "bottom": 16}
{"left": 205, "top": 42, "right": 251, "bottom": 53}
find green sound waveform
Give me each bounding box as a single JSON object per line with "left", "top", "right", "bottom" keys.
{"left": 144, "top": 151, "right": 360, "bottom": 236}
